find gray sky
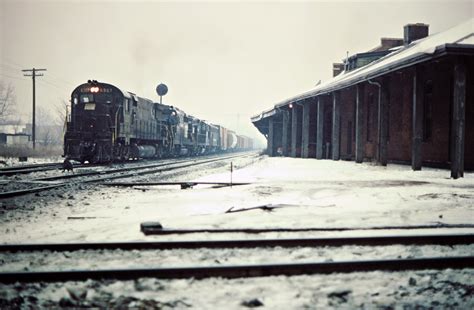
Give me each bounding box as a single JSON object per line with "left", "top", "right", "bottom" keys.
{"left": 1, "top": 0, "right": 472, "bottom": 144}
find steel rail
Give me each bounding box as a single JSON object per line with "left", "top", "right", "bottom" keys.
{"left": 0, "top": 162, "right": 60, "bottom": 172}
{"left": 101, "top": 181, "right": 251, "bottom": 187}
{"left": 0, "top": 163, "right": 100, "bottom": 176}
{"left": 36, "top": 152, "right": 253, "bottom": 182}
{"left": 80, "top": 153, "right": 251, "bottom": 184}
{"left": 0, "top": 256, "right": 472, "bottom": 283}
{"left": 0, "top": 153, "right": 252, "bottom": 199}
{"left": 1, "top": 234, "right": 472, "bottom": 253}
{"left": 141, "top": 223, "right": 474, "bottom": 235}
{"left": 0, "top": 184, "right": 65, "bottom": 199}
{"left": 34, "top": 159, "right": 181, "bottom": 181}
{"left": 0, "top": 164, "right": 63, "bottom": 176}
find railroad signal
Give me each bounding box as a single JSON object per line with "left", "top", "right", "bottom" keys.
{"left": 156, "top": 83, "right": 168, "bottom": 105}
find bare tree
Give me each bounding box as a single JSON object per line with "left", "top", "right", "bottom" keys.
{"left": 36, "top": 107, "right": 62, "bottom": 146}
{"left": 55, "top": 99, "right": 69, "bottom": 130}
{"left": 10, "top": 117, "right": 23, "bottom": 134}
{"left": 0, "top": 81, "right": 16, "bottom": 122}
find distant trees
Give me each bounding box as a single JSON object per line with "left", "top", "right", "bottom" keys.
{"left": 55, "top": 99, "right": 69, "bottom": 130}
{"left": 36, "top": 107, "right": 63, "bottom": 147}
{"left": 0, "top": 81, "right": 16, "bottom": 122}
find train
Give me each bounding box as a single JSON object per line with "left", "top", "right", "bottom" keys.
{"left": 64, "top": 80, "right": 253, "bottom": 163}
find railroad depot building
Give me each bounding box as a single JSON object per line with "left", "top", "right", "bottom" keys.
{"left": 252, "top": 19, "right": 473, "bottom": 178}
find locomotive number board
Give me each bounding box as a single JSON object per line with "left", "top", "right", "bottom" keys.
{"left": 80, "top": 87, "right": 113, "bottom": 93}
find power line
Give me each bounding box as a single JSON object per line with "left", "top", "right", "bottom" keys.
{"left": 38, "top": 78, "right": 67, "bottom": 91}
{"left": 23, "top": 68, "right": 47, "bottom": 149}
{"left": 3, "top": 58, "right": 24, "bottom": 69}
{"left": 46, "top": 72, "right": 76, "bottom": 87}
{"left": 0, "top": 63, "right": 22, "bottom": 73}
{"left": 0, "top": 72, "right": 29, "bottom": 81}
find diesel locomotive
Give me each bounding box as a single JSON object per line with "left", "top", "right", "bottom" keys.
{"left": 64, "top": 80, "right": 253, "bottom": 163}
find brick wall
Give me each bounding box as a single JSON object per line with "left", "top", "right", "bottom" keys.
{"left": 364, "top": 84, "right": 378, "bottom": 159}
{"left": 339, "top": 88, "right": 356, "bottom": 159}
{"left": 323, "top": 96, "right": 333, "bottom": 159}
{"left": 308, "top": 100, "right": 318, "bottom": 158}
{"left": 464, "top": 58, "right": 474, "bottom": 170}
{"left": 387, "top": 71, "right": 412, "bottom": 162}
{"left": 421, "top": 61, "right": 451, "bottom": 164}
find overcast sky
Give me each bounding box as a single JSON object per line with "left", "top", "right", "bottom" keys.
{"left": 0, "top": 0, "right": 472, "bottom": 144}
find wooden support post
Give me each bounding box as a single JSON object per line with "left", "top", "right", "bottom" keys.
{"left": 282, "top": 111, "right": 289, "bottom": 156}
{"left": 302, "top": 102, "right": 310, "bottom": 158}
{"left": 451, "top": 59, "right": 466, "bottom": 179}
{"left": 355, "top": 84, "right": 365, "bottom": 163}
{"left": 378, "top": 77, "right": 390, "bottom": 166}
{"left": 291, "top": 105, "right": 298, "bottom": 157}
{"left": 412, "top": 67, "right": 423, "bottom": 171}
{"left": 267, "top": 118, "right": 275, "bottom": 157}
{"left": 332, "top": 92, "right": 341, "bottom": 160}
{"left": 316, "top": 97, "right": 324, "bottom": 159}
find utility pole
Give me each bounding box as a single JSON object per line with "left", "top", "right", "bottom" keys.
{"left": 22, "top": 68, "right": 46, "bottom": 149}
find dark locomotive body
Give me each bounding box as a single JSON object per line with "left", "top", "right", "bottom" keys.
{"left": 64, "top": 80, "right": 253, "bottom": 163}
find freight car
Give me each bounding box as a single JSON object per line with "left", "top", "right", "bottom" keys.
{"left": 64, "top": 80, "right": 252, "bottom": 163}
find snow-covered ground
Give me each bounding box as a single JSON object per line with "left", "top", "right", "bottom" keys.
{"left": 2, "top": 155, "right": 473, "bottom": 242}
{"left": 0, "top": 155, "right": 473, "bottom": 308}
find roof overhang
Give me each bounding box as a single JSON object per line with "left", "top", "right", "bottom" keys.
{"left": 274, "top": 43, "right": 474, "bottom": 110}
{"left": 250, "top": 19, "right": 474, "bottom": 128}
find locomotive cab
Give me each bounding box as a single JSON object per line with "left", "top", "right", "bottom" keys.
{"left": 65, "top": 81, "right": 122, "bottom": 163}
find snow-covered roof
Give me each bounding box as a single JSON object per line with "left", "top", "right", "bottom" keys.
{"left": 252, "top": 18, "right": 474, "bottom": 122}
{"left": 251, "top": 107, "right": 277, "bottom": 123}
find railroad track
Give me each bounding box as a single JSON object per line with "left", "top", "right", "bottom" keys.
{"left": 1, "top": 233, "right": 472, "bottom": 252}
{"left": 140, "top": 223, "right": 474, "bottom": 235}
{"left": 0, "top": 233, "right": 472, "bottom": 283}
{"left": 0, "top": 152, "right": 254, "bottom": 199}
{"left": 0, "top": 162, "right": 61, "bottom": 172}
{"left": 0, "top": 162, "right": 106, "bottom": 177}
{"left": 0, "top": 257, "right": 471, "bottom": 284}
{"left": 0, "top": 162, "right": 65, "bottom": 176}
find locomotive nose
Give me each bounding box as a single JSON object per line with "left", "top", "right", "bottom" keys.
{"left": 85, "top": 118, "right": 96, "bottom": 131}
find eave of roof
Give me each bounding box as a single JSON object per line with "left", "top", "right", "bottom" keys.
{"left": 251, "top": 18, "right": 473, "bottom": 123}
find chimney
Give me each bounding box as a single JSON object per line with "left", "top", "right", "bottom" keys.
{"left": 404, "top": 23, "right": 429, "bottom": 46}
{"left": 380, "top": 38, "right": 404, "bottom": 50}
{"left": 333, "top": 63, "right": 344, "bottom": 77}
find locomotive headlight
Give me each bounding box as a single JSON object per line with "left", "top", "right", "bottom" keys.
{"left": 90, "top": 87, "right": 99, "bottom": 93}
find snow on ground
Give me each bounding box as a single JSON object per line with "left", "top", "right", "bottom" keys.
{"left": 0, "top": 155, "right": 473, "bottom": 308}
{"left": 2, "top": 155, "right": 473, "bottom": 243}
